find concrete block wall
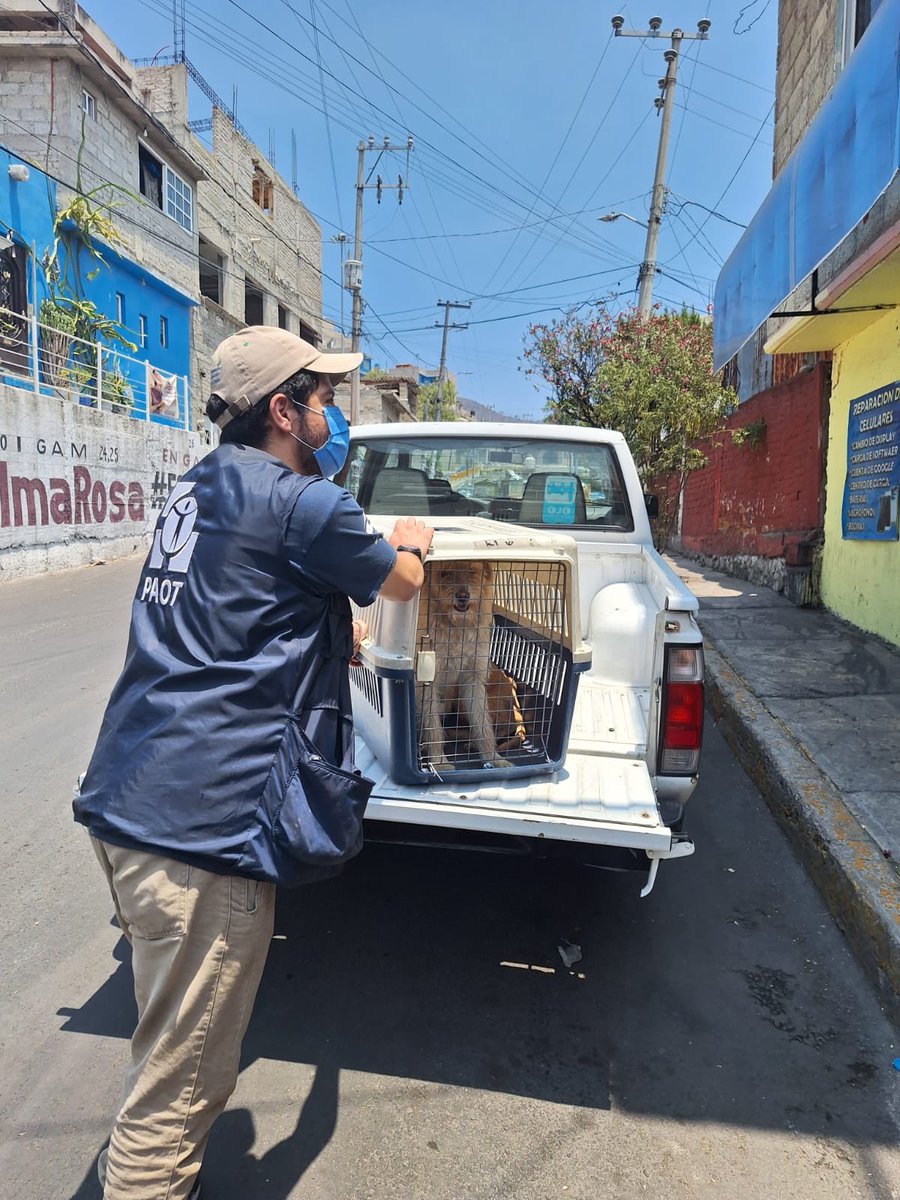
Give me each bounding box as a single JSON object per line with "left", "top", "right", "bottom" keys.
{"left": 0, "top": 381, "right": 205, "bottom": 579}
{"left": 333, "top": 381, "right": 417, "bottom": 425}
{"left": 1, "top": 54, "right": 197, "bottom": 297}
{"left": 133, "top": 72, "right": 325, "bottom": 400}
{"left": 773, "top": 0, "right": 838, "bottom": 177}
{"left": 679, "top": 363, "right": 828, "bottom": 574}
{"left": 192, "top": 297, "right": 241, "bottom": 419}
{"left": 195, "top": 107, "right": 322, "bottom": 333}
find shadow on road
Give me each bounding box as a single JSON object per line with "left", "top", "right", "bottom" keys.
{"left": 59, "top": 816, "right": 899, "bottom": 1199}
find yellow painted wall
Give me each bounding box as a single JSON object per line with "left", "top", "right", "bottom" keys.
{"left": 821, "top": 309, "right": 900, "bottom": 646}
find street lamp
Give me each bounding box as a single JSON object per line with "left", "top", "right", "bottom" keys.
{"left": 598, "top": 212, "right": 648, "bottom": 228}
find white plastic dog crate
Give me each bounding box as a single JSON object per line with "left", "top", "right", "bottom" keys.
{"left": 350, "top": 517, "right": 591, "bottom": 785}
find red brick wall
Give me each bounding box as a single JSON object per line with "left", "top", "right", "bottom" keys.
{"left": 680, "top": 363, "right": 828, "bottom": 559}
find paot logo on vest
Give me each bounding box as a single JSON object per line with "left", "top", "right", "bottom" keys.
{"left": 141, "top": 482, "right": 200, "bottom": 606}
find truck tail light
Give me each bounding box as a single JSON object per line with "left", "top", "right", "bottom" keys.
{"left": 659, "top": 645, "right": 704, "bottom": 774}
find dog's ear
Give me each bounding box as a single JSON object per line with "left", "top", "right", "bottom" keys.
{"left": 481, "top": 560, "right": 493, "bottom": 581}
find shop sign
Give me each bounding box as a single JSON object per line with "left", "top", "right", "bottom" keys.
{"left": 842, "top": 380, "right": 900, "bottom": 540}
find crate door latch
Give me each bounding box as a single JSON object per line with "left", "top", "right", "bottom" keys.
{"left": 416, "top": 650, "right": 437, "bottom": 683}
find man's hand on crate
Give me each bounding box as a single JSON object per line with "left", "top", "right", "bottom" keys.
{"left": 388, "top": 517, "right": 434, "bottom": 558}
{"left": 350, "top": 619, "right": 367, "bottom": 666}
{"left": 379, "top": 518, "right": 435, "bottom": 603}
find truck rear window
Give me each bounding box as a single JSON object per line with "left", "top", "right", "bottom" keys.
{"left": 344, "top": 435, "right": 633, "bottom": 531}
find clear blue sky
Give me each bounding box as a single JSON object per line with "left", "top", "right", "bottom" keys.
{"left": 83, "top": 0, "right": 777, "bottom": 418}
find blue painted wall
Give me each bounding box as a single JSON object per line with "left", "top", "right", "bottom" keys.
{"left": 0, "top": 144, "right": 193, "bottom": 424}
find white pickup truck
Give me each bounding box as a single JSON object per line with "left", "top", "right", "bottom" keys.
{"left": 342, "top": 421, "right": 703, "bottom": 896}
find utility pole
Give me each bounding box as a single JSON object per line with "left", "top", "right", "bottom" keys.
{"left": 433, "top": 300, "right": 471, "bottom": 422}
{"left": 347, "top": 134, "right": 414, "bottom": 424}
{"left": 331, "top": 232, "right": 349, "bottom": 344}
{"left": 611, "top": 15, "right": 711, "bottom": 317}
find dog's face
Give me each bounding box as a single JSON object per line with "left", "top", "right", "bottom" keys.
{"left": 429, "top": 561, "right": 493, "bottom": 624}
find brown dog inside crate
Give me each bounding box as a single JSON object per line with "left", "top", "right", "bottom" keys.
{"left": 415, "top": 561, "right": 525, "bottom": 771}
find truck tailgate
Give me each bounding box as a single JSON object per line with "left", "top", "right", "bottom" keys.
{"left": 355, "top": 738, "right": 671, "bottom": 851}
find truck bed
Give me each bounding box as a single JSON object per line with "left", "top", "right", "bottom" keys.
{"left": 356, "top": 734, "right": 672, "bottom": 852}
{"left": 568, "top": 679, "right": 650, "bottom": 758}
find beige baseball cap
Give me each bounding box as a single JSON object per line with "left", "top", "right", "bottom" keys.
{"left": 209, "top": 326, "right": 363, "bottom": 428}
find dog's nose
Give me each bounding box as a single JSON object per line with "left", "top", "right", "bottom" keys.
{"left": 456, "top": 590, "right": 470, "bottom": 602}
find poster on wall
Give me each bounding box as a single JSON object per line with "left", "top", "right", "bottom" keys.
{"left": 842, "top": 380, "right": 900, "bottom": 541}
{"left": 146, "top": 364, "right": 180, "bottom": 419}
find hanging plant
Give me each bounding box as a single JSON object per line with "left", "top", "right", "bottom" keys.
{"left": 39, "top": 112, "right": 137, "bottom": 401}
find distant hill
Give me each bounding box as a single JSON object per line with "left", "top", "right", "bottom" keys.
{"left": 459, "top": 396, "right": 543, "bottom": 424}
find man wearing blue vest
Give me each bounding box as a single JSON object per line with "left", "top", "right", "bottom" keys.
{"left": 75, "top": 326, "right": 433, "bottom": 1200}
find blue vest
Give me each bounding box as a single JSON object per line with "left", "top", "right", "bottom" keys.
{"left": 74, "top": 443, "right": 395, "bottom": 886}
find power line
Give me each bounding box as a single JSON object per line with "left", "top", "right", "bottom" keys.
{"left": 139, "top": 0, "right": 611, "bottom": 264}
{"left": 337, "top": 0, "right": 463, "bottom": 299}
{"left": 655, "top": 266, "right": 715, "bottom": 299}
{"left": 488, "top": 106, "right": 653, "bottom": 319}
{"left": 281, "top": 0, "right": 344, "bottom": 227}
{"left": 476, "top": 30, "right": 614, "bottom": 293}
{"left": 671, "top": 100, "right": 774, "bottom": 260}
{"left": 315, "top": 0, "right": 621, "bottom": 241}
{"left": 481, "top": 40, "right": 645, "bottom": 302}
{"left": 667, "top": 10, "right": 704, "bottom": 182}
{"left": 682, "top": 87, "right": 774, "bottom": 123}
{"left": 0, "top": 122, "right": 347, "bottom": 330}
{"left": 364, "top": 197, "right": 651, "bottom": 242}
{"left": 667, "top": 191, "right": 747, "bottom": 229}
{"left": 213, "top": 0, "right": 622, "bottom": 244}
{"left": 674, "top": 100, "right": 774, "bottom": 142}
{"left": 663, "top": 215, "right": 707, "bottom": 300}
{"left": 734, "top": 0, "right": 774, "bottom": 36}
{"left": 678, "top": 50, "right": 775, "bottom": 94}
{"left": 667, "top": 208, "right": 723, "bottom": 269}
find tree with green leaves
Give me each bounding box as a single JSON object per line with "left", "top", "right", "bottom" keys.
{"left": 523, "top": 303, "right": 735, "bottom": 547}
{"left": 417, "top": 377, "right": 459, "bottom": 422}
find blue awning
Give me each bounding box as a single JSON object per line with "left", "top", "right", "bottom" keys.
{"left": 713, "top": 0, "right": 900, "bottom": 370}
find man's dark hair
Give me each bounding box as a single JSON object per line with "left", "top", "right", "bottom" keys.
{"left": 206, "top": 369, "right": 319, "bottom": 448}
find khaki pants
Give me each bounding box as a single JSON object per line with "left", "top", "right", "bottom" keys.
{"left": 92, "top": 838, "right": 276, "bottom": 1200}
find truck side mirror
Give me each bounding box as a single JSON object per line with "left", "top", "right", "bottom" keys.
{"left": 644, "top": 493, "right": 660, "bottom": 519}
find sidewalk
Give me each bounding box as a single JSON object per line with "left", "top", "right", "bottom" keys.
{"left": 668, "top": 554, "right": 900, "bottom": 1021}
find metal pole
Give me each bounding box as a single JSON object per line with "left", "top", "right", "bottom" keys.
{"left": 435, "top": 300, "right": 451, "bottom": 422}
{"left": 611, "top": 18, "right": 710, "bottom": 316}
{"left": 30, "top": 241, "right": 39, "bottom": 396}
{"left": 350, "top": 140, "right": 365, "bottom": 426}
{"left": 637, "top": 35, "right": 681, "bottom": 319}
{"left": 432, "top": 299, "right": 471, "bottom": 421}
{"left": 96, "top": 341, "right": 103, "bottom": 410}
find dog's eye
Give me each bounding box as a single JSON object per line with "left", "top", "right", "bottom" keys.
{"left": 440, "top": 570, "right": 451, "bottom": 580}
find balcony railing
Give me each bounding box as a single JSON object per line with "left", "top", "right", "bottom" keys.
{"left": 0, "top": 304, "right": 191, "bottom": 430}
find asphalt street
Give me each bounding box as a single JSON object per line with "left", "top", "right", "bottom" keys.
{"left": 1, "top": 555, "right": 898, "bottom": 1200}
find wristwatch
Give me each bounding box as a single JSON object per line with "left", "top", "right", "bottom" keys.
{"left": 396, "top": 544, "right": 424, "bottom": 561}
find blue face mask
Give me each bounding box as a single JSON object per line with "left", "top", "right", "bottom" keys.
{"left": 291, "top": 400, "right": 350, "bottom": 479}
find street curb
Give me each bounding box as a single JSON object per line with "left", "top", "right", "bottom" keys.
{"left": 702, "top": 638, "right": 900, "bottom": 1026}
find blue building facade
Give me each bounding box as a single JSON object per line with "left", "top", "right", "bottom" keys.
{"left": 0, "top": 144, "right": 194, "bottom": 425}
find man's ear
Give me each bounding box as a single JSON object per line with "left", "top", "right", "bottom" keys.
{"left": 268, "top": 391, "right": 292, "bottom": 433}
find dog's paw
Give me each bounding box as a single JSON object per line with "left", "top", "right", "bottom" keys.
{"left": 485, "top": 756, "right": 512, "bottom": 769}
